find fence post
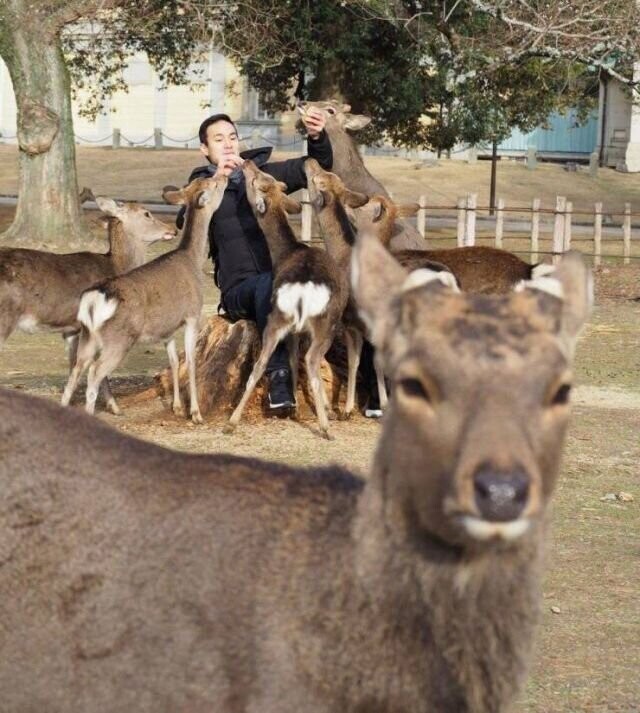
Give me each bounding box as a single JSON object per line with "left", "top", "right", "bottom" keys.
{"left": 594, "top": 202, "right": 603, "bottom": 267}
{"left": 530, "top": 198, "right": 540, "bottom": 263}
{"left": 113, "top": 128, "right": 121, "bottom": 149}
{"left": 623, "top": 203, "right": 632, "bottom": 264}
{"left": 417, "top": 194, "right": 427, "bottom": 239}
{"left": 494, "top": 197, "right": 504, "bottom": 248}
{"left": 465, "top": 193, "right": 477, "bottom": 246}
{"left": 301, "top": 189, "right": 312, "bottom": 242}
{"left": 589, "top": 151, "right": 599, "bottom": 178}
{"left": 457, "top": 197, "right": 466, "bottom": 247}
{"left": 564, "top": 201, "right": 573, "bottom": 251}
{"left": 526, "top": 145, "right": 537, "bottom": 170}
{"left": 154, "top": 128, "right": 163, "bottom": 149}
{"left": 552, "top": 196, "right": 566, "bottom": 264}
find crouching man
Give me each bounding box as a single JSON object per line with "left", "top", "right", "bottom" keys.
{"left": 177, "top": 110, "right": 332, "bottom": 412}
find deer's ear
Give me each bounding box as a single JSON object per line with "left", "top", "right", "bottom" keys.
{"left": 516, "top": 252, "right": 593, "bottom": 357}
{"left": 343, "top": 114, "right": 371, "bottom": 131}
{"left": 350, "top": 231, "right": 408, "bottom": 348}
{"left": 283, "top": 196, "right": 302, "bottom": 214}
{"left": 397, "top": 202, "right": 420, "bottom": 218}
{"left": 95, "top": 197, "right": 121, "bottom": 217}
{"left": 162, "top": 186, "right": 186, "bottom": 205}
{"left": 256, "top": 196, "right": 267, "bottom": 215}
{"left": 343, "top": 189, "right": 369, "bottom": 209}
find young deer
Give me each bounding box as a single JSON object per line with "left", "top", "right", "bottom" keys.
{"left": 304, "top": 158, "right": 452, "bottom": 417}
{"left": 0, "top": 244, "right": 591, "bottom": 713}
{"left": 61, "top": 175, "right": 227, "bottom": 421}
{"left": 0, "top": 196, "right": 175, "bottom": 360}
{"left": 297, "top": 98, "right": 425, "bottom": 249}
{"left": 224, "top": 160, "right": 348, "bottom": 439}
{"left": 357, "top": 194, "right": 537, "bottom": 293}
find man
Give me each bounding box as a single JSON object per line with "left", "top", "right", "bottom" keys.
{"left": 177, "top": 109, "right": 332, "bottom": 412}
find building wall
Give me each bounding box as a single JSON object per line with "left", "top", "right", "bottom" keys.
{"left": 0, "top": 49, "right": 284, "bottom": 150}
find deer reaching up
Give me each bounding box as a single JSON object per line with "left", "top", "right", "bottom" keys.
{"left": 297, "top": 99, "right": 425, "bottom": 250}
{"left": 61, "top": 175, "right": 227, "bottom": 421}
{"left": 0, "top": 242, "right": 591, "bottom": 712}
{"left": 224, "top": 160, "right": 348, "bottom": 439}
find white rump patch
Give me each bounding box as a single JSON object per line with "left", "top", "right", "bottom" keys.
{"left": 17, "top": 315, "right": 39, "bottom": 333}
{"left": 462, "top": 516, "right": 531, "bottom": 542}
{"left": 276, "top": 282, "right": 331, "bottom": 333}
{"left": 78, "top": 290, "right": 118, "bottom": 333}
{"left": 402, "top": 268, "right": 459, "bottom": 294}
{"left": 515, "top": 264, "right": 564, "bottom": 300}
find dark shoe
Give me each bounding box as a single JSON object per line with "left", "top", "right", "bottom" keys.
{"left": 268, "top": 368, "right": 296, "bottom": 411}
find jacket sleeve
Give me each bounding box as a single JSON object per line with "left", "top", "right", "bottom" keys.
{"left": 262, "top": 130, "right": 333, "bottom": 194}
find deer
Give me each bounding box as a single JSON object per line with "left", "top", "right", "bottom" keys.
{"left": 0, "top": 193, "right": 176, "bottom": 367}
{"left": 297, "top": 98, "right": 425, "bottom": 250}
{"left": 224, "top": 159, "right": 348, "bottom": 439}
{"left": 304, "top": 158, "right": 453, "bottom": 417}
{"left": 0, "top": 239, "right": 592, "bottom": 712}
{"left": 356, "top": 193, "right": 539, "bottom": 294}
{"left": 60, "top": 174, "right": 227, "bottom": 422}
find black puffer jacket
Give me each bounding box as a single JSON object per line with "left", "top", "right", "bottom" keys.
{"left": 176, "top": 131, "right": 333, "bottom": 296}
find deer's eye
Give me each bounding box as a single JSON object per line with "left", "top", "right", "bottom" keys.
{"left": 144, "top": 211, "right": 151, "bottom": 218}
{"left": 398, "top": 378, "right": 431, "bottom": 403}
{"left": 327, "top": 107, "right": 336, "bottom": 115}
{"left": 550, "top": 383, "right": 572, "bottom": 406}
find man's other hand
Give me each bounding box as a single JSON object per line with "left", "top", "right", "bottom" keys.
{"left": 215, "top": 154, "right": 244, "bottom": 177}
{"left": 301, "top": 109, "right": 326, "bottom": 139}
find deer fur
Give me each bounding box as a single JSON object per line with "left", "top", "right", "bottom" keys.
{"left": 304, "top": 158, "right": 452, "bottom": 416}
{"left": 357, "top": 194, "right": 537, "bottom": 294}
{"left": 0, "top": 195, "right": 175, "bottom": 356}
{"left": 297, "top": 99, "right": 425, "bottom": 250}
{"left": 60, "top": 175, "right": 227, "bottom": 421}
{"left": 224, "top": 160, "right": 348, "bottom": 439}
{"left": 0, "top": 245, "right": 591, "bottom": 712}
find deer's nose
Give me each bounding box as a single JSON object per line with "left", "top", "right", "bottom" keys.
{"left": 473, "top": 467, "right": 529, "bottom": 522}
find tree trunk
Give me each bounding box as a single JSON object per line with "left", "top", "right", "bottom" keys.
{"left": 0, "top": 4, "right": 86, "bottom": 247}
{"left": 144, "top": 316, "right": 355, "bottom": 423}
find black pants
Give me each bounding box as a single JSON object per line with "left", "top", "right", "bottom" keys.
{"left": 222, "top": 272, "right": 289, "bottom": 374}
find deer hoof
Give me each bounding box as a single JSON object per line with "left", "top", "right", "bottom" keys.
{"left": 322, "top": 429, "right": 335, "bottom": 441}
{"left": 107, "top": 403, "right": 121, "bottom": 416}
{"left": 172, "top": 403, "right": 185, "bottom": 417}
{"left": 338, "top": 410, "right": 352, "bottom": 422}
{"left": 222, "top": 422, "right": 236, "bottom": 435}
{"left": 191, "top": 412, "right": 204, "bottom": 425}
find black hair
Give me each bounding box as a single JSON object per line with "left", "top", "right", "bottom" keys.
{"left": 198, "top": 114, "right": 237, "bottom": 145}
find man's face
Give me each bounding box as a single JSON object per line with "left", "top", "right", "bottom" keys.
{"left": 200, "top": 120, "right": 240, "bottom": 169}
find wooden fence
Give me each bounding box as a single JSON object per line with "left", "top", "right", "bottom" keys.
{"left": 298, "top": 190, "right": 639, "bottom": 266}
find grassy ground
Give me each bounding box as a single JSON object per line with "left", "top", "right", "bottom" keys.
{"left": 0, "top": 149, "right": 639, "bottom": 710}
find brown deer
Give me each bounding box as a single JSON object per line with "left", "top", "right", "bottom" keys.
{"left": 0, "top": 243, "right": 591, "bottom": 712}
{"left": 357, "top": 193, "right": 538, "bottom": 293}
{"left": 224, "top": 160, "right": 348, "bottom": 439}
{"left": 297, "top": 98, "right": 425, "bottom": 250}
{"left": 60, "top": 175, "right": 227, "bottom": 421}
{"left": 0, "top": 195, "right": 175, "bottom": 360}
{"left": 304, "top": 158, "right": 453, "bottom": 416}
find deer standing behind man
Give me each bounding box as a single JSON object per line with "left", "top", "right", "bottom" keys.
{"left": 61, "top": 175, "right": 227, "bottom": 421}
{"left": 224, "top": 160, "right": 348, "bottom": 439}
{"left": 0, "top": 237, "right": 591, "bottom": 712}
{"left": 0, "top": 194, "right": 175, "bottom": 364}
{"left": 297, "top": 99, "right": 426, "bottom": 250}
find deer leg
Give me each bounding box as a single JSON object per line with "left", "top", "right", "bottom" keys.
{"left": 304, "top": 327, "right": 335, "bottom": 440}
{"left": 184, "top": 317, "right": 203, "bottom": 424}
{"left": 165, "top": 338, "right": 183, "bottom": 416}
{"left": 343, "top": 328, "right": 363, "bottom": 419}
{"left": 85, "top": 344, "right": 127, "bottom": 416}
{"left": 63, "top": 332, "right": 79, "bottom": 371}
{"left": 101, "top": 380, "right": 121, "bottom": 416}
{"left": 374, "top": 351, "right": 389, "bottom": 410}
{"left": 0, "top": 302, "right": 19, "bottom": 350}
{"left": 61, "top": 328, "right": 96, "bottom": 407}
{"left": 288, "top": 333, "right": 300, "bottom": 396}
{"left": 224, "top": 317, "right": 291, "bottom": 433}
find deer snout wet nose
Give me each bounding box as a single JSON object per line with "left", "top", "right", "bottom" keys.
{"left": 473, "top": 468, "right": 529, "bottom": 522}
